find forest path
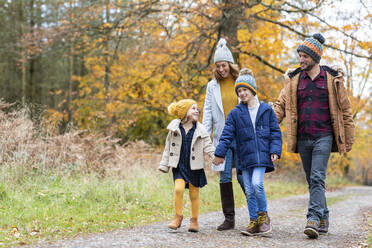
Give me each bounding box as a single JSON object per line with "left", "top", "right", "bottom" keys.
{"left": 23, "top": 186, "right": 372, "bottom": 248}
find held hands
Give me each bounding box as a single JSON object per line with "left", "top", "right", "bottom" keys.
{"left": 271, "top": 154, "right": 279, "bottom": 162}
{"left": 212, "top": 156, "right": 225, "bottom": 165}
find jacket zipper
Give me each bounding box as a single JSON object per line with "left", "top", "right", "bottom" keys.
{"left": 253, "top": 112, "right": 261, "bottom": 166}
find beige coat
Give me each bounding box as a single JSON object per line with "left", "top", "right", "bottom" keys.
{"left": 158, "top": 119, "right": 215, "bottom": 172}
{"left": 274, "top": 66, "right": 355, "bottom": 154}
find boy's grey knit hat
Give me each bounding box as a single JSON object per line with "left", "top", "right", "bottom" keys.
{"left": 214, "top": 38, "right": 234, "bottom": 64}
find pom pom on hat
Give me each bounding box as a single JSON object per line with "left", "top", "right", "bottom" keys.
{"left": 239, "top": 68, "right": 254, "bottom": 77}
{"left": 297, "top": 33, "right": 325, "bottom": 63}
{"left": 214, "top": 38, "right": 234, "bottom": 64}
{"left": 168, "top": 99, "right": 197, "bottom": 119}
{"left": 217, "top": 38, "right": 227, "bottom": 47}
{"left": 234, "top": 68, "right": 257, "bottom": 96}
{"left": 313, "top": 33, "right": 325, "bottom": 44}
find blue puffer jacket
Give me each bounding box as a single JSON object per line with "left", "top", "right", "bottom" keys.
{"left": 215, "top": 102, "right": 282, "bottom": 173}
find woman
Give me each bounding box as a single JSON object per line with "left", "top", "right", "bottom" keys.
{"left": 202, "top": 38, "right": 245, "bottom": 231}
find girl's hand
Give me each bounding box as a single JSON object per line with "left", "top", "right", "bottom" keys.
{"left": 271, "top": 154, "right": 278, "bottom": 162}
{"left": 213, "top": 156, "right": 225, "bottom": 165}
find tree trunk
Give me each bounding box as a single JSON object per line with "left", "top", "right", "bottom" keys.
{"left": 104, "top": 0, "right": 112, "bottom": 135}
{"left": 67, "top": 0, "right": 74, "bottom": 124}
{"left": 28, "top": 0, "right": 35, "bottom": 104}
{"left": 218, "top": 0, "right": 244, "bottom": 65}
{"left": 19, "top": 0, "right": 27, "bottom": 105}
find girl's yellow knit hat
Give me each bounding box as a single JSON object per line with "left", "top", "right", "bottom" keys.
{"left": 168, "top": 99, "right": 197, "bottom": 119}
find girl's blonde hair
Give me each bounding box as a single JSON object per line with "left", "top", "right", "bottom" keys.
{"left": 213, "top": 62, "right": 239, "bottom": 82}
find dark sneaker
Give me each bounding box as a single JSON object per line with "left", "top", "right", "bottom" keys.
{"left": 304, "top": 220, "right": 319, "bottom": 239}
{"left": 318, "top": 219, "right": 329, "bottom": 235}
{"left": 257, "top": 212, "right": 272, "bottom": 236}
{"left": 241, "top": 219, "right": 259, "bottom": 236}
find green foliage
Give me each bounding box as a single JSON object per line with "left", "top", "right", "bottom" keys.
{"left": 124, "top": 111, "right": 170, "bottom": 145}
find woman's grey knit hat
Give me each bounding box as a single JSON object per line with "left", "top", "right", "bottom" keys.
{"left": 214, "top": 38, "right": 234, "bottom": 64}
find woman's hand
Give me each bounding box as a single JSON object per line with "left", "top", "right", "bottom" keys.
{"left": 213, "top": 156, "right": 225, "bottom": 165}
{"left": 271, "top": 154, "right": 278, "bottom": 162}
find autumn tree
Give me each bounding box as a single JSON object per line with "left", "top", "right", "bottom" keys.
{"left": 0, "top": 0, "right": 370, "bottom": 180}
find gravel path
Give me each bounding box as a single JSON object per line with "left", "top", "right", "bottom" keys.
{"left": 23, "top": 186, "right": 372, "bottom": 248}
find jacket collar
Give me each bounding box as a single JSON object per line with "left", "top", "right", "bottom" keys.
{"left": 286, "top": 65, "right": 343, "bottom": 79}
{"left": 236, "top": 101, "right": 270, "bottom": 122}
{"left": 167, "top": 119, "right": 208, "bottom": 138}
{"left": 167, "top": 119, "right": 182, "bottom": 131}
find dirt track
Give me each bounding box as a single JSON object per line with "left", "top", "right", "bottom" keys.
{"left": 22, "top": 186, "right": 372, "bottom": 248}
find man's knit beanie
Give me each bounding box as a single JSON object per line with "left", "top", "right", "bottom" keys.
{"left": 297, "top": 33, "right": 325, "bottom": 63}
{"left": 234, "top": 68, "right": 257, "bottom": 96}
{"left": 214, "top": 38, "right": 234, "bottom": 64}
{"left": 168, "top": 99, "right": 197, "bottom": 120}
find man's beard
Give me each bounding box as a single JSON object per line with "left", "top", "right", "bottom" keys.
{"left": 301, "top": 60, "right": 316, "bottom": 71}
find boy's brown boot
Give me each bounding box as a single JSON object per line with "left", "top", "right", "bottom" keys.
{"left": 188, "top": 218, "right": 199, "bottom": 232}
{"left": 318, "top": 219, "right": 329, "bottom": 235}
{"left": 168, "top": 214, "right": 183, "bottom": 230}
{"left": 240, "top": 219, "right": 259, "bottom": 236}
{"left": 257, "top": 212, "right": 272, "bottom": 235}
{"left": 304, "top": 220, "right": 319, "bottom": 239}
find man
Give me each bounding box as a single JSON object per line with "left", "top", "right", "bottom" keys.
{"left": 274, "top": 33, "right": 355, "bottom": 239}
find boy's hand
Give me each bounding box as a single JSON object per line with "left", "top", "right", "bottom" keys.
{"left": 213, "top": 156, "right": 225, "bottom": 165}
{"left": 271, "top": 154, "right": 278, "bottom": 162}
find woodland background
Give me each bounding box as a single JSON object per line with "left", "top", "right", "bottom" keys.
{"left": 0, "top": 0, "right": 371, "bottom": 184}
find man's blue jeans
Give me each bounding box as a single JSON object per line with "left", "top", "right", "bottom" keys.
{"left": 242, "top": 167, "right": 267, "bottom": 220}
{"left": 297, "top": 135, "right": 333, "bottom": 224}
{"left": 220, "top": 140, "right": 244, "bottom": 190}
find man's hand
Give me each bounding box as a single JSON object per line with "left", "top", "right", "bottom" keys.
{"left": 346, "top": 144, "right": 352, "bottom": 152}
{"left": 271, "top": 154, "right": 278, "bottom": 162}
{"left": 213, "top": 156, "right": 225, "bottom": 165}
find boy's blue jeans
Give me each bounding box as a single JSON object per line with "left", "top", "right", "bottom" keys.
{"left": 219, "top": 140, "right": 244, "bottom": 190}
{"left": 242, "top": 167, "right": 267, "bottom": 220}
{"left": 297, "top": 135, "right": 333, "bottom": 225}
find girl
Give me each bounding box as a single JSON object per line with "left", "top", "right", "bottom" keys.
{"left": 202, "top": 38, "right": 245, "bottom": 231}
{"left": 158, "top": 99, "right": 215, "bottom": 232}
{"left": 212, "top": 68, "right": 282, "bottom": 236}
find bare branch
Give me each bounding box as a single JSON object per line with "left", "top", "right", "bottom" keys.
{"left": 236, "top": 47, "right": 285, "bottom": 74}
{"left": 259, "top": 0, "right": 324, "bottom": 14}
{"left": 253, "top": 14, "right": 371, "bottom": 60}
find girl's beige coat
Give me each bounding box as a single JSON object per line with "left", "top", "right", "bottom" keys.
{"left": 158, "top": 119, "right": 215, "bottom": 172}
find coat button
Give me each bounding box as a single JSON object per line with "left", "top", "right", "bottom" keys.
{"left": 174, "top": 133, "right": 177, "bottom": 136}
{"left": 172, "top": 143, "right": 175, "bottom": 146}
{"left": 192, "top": 147, "right": 194, "bottom": 151}
{"left": 192, "top": 156, "right": 195, "bottom": 160}
{"left": 170, "top": 153, "right": 173, "bottom": 156}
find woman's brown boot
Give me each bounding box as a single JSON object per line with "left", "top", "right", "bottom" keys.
{"left": 168, "top": 214, "right": 183, "bottom": 229}
{"left": 217, "top": 182, "right": 235, "bottom": 231}
{"left": 188, "top": 218, "right": 199, "bottom": 232}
